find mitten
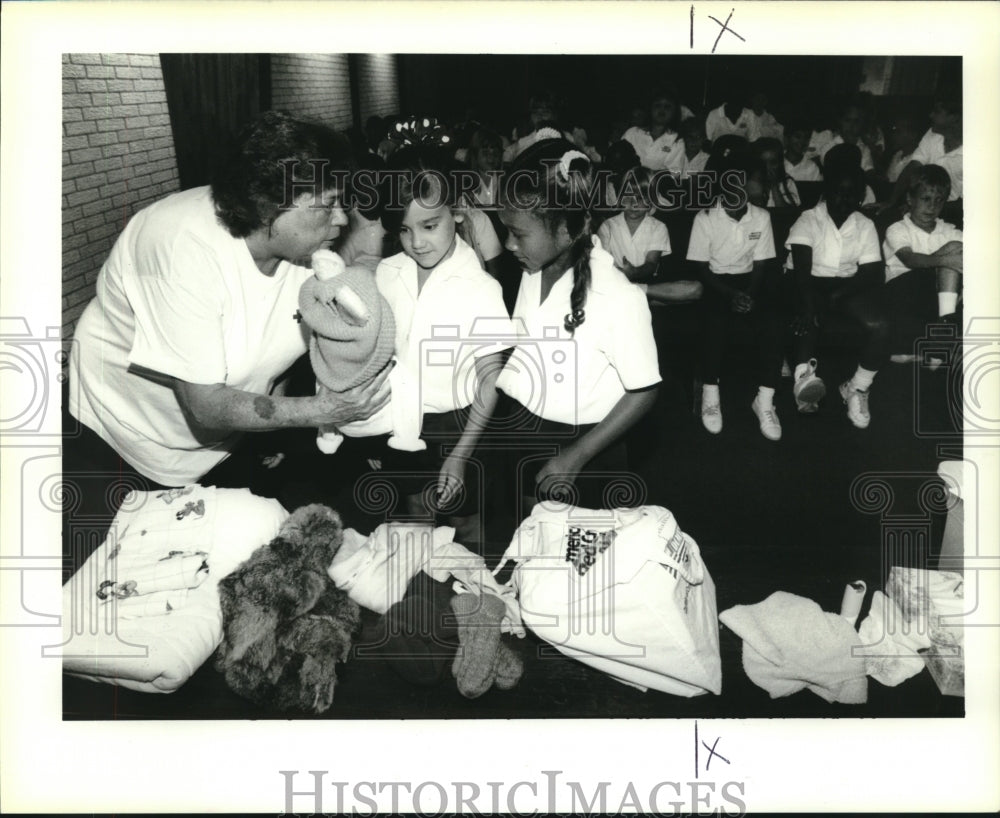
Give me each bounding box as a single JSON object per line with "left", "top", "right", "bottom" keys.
{"left": 450, "top": 592, "right": 505, "bottom": 698}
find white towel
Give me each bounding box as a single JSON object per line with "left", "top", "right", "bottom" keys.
{"left": 720, "top": 591, "right": 868, "bottom": 704}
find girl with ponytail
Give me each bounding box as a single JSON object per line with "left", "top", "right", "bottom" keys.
{"left": 496, "top": 138, "right": 661, "bottom": 512}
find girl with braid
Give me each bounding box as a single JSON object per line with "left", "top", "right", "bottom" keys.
{"left": 496, "top": 139, "right": 661, "bottom": 513}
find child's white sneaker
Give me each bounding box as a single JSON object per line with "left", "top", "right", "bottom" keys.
{"left": 839, "top": 381, "right": 871, "bottom": 429}
{"left": 751, "top": 397, "right": 782, "bottom": 441}
{"left": 793, "top": 358, "right": 825, "bottom": 414}
{"left": 701, "top": 402, "right": 723, "bottom": 434}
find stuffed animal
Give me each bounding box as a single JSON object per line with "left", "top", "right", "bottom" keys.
{"left": 215, "top": 504, "right": 361, "bottom": 714}
{"left": 298, "top": 249, "right": 424, "bottom": 454}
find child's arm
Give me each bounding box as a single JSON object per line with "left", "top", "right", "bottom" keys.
{"left": 897, "top": 242, "right": 963, "bottom": 275}
{"left": 789, "top": 244, "right": 817, "bottom": 334}
{"left": 436, "top": 350, "right": 506, "bottom": 509}
{"left": 623, "top": 251, "right": 662, "bottom": 284}
{"left": 645, "top": 279, "right": 703, "bottom": 303}
{"left": 535, "top": 385, "right": 658, "bottom": 500}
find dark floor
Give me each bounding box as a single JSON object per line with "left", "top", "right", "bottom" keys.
{"left": 63, "top": 319, "right": 966, "bottom": 720}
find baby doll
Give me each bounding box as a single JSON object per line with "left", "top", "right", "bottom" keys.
{"left": 298, "top": 249, "right": 424, "bottom": 453}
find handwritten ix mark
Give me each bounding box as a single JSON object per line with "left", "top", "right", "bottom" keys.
{"left": 695, "top": 721, "right": 731, "bottom": 777}
{"left": 690, "top": 6, "right": 746, "bottom": 53}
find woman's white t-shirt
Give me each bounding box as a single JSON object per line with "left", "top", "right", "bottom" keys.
{"left": 496, "top": 241, "right": 661, "bottom": 425}
{"left": 70, "top": 186, "right": 311, "bottom": 486}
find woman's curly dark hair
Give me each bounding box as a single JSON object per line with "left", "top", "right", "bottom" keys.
{"left": 212, "top": 110, "right": 354, "bottom": 238}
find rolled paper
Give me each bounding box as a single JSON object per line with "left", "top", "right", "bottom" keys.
{"left": 840, "top": 580, "right": 867, "bottom": 627}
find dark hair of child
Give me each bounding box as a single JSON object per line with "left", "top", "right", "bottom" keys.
{"left": 506, "top": 137, "right": 597, "bottom": 333}
{"left": 907, "top": 163, "right": 952, "bottom": 200}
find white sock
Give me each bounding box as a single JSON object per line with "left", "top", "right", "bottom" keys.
{"left": 938, "top": 292, "right": 958, "bottom": 317}
{"left": 703, "top": 383, "right": 720, "bottom": 405}
{"left": 756, "top": 386, "right": 775, "bottom": 409}
{"left": 794, "top": 362, "right": 811, "bottom": 381}
{"left": 849, "top": 365, "right": 876, "bottom": 392}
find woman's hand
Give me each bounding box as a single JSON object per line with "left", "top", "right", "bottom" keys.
{"left": 313, "top": 364, "right": 393, "bottom": 427}
{"left": 536, "top": 449, "right": 585, "bottom": 503}
{"left": 436, "top": 455, "right": 467, "bottom": 511}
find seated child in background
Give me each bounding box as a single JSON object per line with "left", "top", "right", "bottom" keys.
{"left": 749, "top": 90, "right": 785, "bottom": 144}
{"left": 754, "top": 137, "right": 800, "bottom": 208}
{"left": 883, "top": 164, "right": 963, "bottom": 362}
{"left": 783, "top": 120, "right": 823, "bottom": 182}
{"left": 823, "top": 143, "right": 877, "bottom": 207}
{"left": 622, "top": 86, "right": 687, "bottom": 173}
{"left": 895, "top": 97, "right": 963, "bottom": 208}
{"left": 885, "top": 116, "right": 922, "bottom": 185}
{"left": 463, "top": 127, "right": 504, "bottom": 208}
{"left": 705, "top": 85, "right": 761, "bottom": 143}
{"left": 679, "top": 117, "right": 711, "bottom": 178}
{"left": 597, "top": 166, "right": 672, "bottom": 283}
{"left": 687, "top": 153, "right": 783, "bottom": 441}
{"left": 812, "top": 101, "right": 876, "bottom": 176}
{"left": 786, "top": 162, "right": 887, "bottom": 429}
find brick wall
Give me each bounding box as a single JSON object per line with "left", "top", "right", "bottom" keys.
{"left": 270, "top": 54, "right": 353, "bottom": 130}
{"left": 61, "top": 52, "right": 402, "bottom": 339}
{"left": 62, "top": 53, "right": 180, "bottom": 338}
{"left": 357, "top": 54, "right": 400, "bottom": 123}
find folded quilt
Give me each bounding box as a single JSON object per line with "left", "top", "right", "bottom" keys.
{"left": 61, "top": 485, "right": 288, "bottom": 693}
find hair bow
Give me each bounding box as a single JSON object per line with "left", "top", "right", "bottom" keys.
{"left": 557, "top": 149, "right": 589, "bottom": 181}
{"left": 388, "top": 116, "right": 452, "bottom": 148}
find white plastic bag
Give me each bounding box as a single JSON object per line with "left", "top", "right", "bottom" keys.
{"left": 497, "top": 502, "right": 722, "bottom": 696}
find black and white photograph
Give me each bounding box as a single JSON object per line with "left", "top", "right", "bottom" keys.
{"left": 1, "top": 1, "right": 998, "bottom": 814}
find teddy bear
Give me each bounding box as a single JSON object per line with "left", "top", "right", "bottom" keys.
{"left": 214, "top": 504, "right": 361, "bottom": 714}
{"left": 298, "top": 249, "right": 424, "bottom": 454}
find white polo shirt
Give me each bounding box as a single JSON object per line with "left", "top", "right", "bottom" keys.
{"left": 785, "top": 201, "right": 881, "bottom": 278}
{"left": 785, "top": 156, "right": 823, "bottom": 183}
{"left": 910, "top": 129, "right": 963, "bottom": 200}
{"left": 705, "top": 105, "right": 761, "bottom": 143}
{"left": 755, "top": 110, "right": 785, "bottom": 144}
{"left": 597, "top": 213, "right": 672, "bottom": 269}
{"left": 622, "top": 126, "right": 686, "bottom": 173}
{"left": 69, "top": 186, "right": 312, "bottom": 486}
{"left": 686, "top": 202, "right": 776, "bottom": 275}
{"left": 883, "top": 215, "right": 963, "bottom": 283}
{"left": 376, "top": 235, "right": 513, "bottom": 414}
{"left": 681, "top": 151, "right": 710, "bottom": 179}
{"left": 496, "top": 241, "right": 661, "bottom": 426}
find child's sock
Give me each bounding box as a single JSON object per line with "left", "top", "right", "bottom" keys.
{"left": 702, "top": 383, "right": 720, "bottom": 406}
{"left": 756, "top": 386, "right": 775, "bottom": 409}
{"left": 938, "top": 292, "right": 958, "bottom": 317}
{"left": 794, "top": 362, "right": 811, "bottom": 381}
{"left": 849, "top": 365, "right": 877, "bottom": 393}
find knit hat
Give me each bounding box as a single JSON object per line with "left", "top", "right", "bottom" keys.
{"left": 298, "top": 249, "right": 396, "bottom": 392}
